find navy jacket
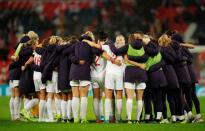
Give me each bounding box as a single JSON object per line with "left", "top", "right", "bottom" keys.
{"left": 172, "top": 41, "right": 191, "bottom": 85}
{"left": 18, "top": 46, "right": 35, "bottom": 94}
{"left": 69, "top": 41, "right": 103, "bottom": 81}
{"left": 161, "top": 46, "right": 180, "bottom": 88}
{"left": 145, "top": 41, "right": 167, "bottom": 88}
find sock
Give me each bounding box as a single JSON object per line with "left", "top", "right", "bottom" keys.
{"left": 172, "top": 115, "right": 176, "bottom": 121}
{"left": 126, "top": 98, "right": 133, "bottom": 120}
{"left": 72, "top": 97, "right": 80, "bottom": 119}
{"left": 145, "top": 114, "right": 150, "bottom": 120}
{"left": 110, "top": 99, "right": 114, "bottom": 119}
{"left": 80, "top": 97, "right": 88, "bottom": 119}
{"left": 178, "top": 115, "right": 185, "bottom": 120}
{"left": 18, "top": 98, "right": 22, "bottom": 111}
{"left": 187, "top": 111, "right": 192, "bottom": 117}
{"left": 61, "top": 100, "right": 67, "bottom": 119}
{"left": 136, "top": 100, "right": 143, "bottom": 121}
{"left": 105, "top": 98, "right": 111, "bottom": 121}
{"left": 18, "top": 98, "right": 22, "bottom": 118}
{"left": 24, "top": 98, "right": 30, "bottom": 109}
{"left": 25, "top": 98, "right": 39, "bottom": 111}
{"left": 39, "top": 100, "right": 46, "bottom": 121}
{"left": 156, "top": 112, "right": 162, "bottom": 120}
{"left": 67, "top": 100, "right": 72, "bottom": 120}
{"left": 13, "top": 97, "right": 20, "bottom": 119}
{"left": 9, "top": 97, "right": 14, "bottom": 120}
{"left": 55, "top": 98, "right": 61, "bottom": 116}
{"left": 195, "top": 114, "right": 202, "bottom": 119}
{"left": 116, "top": 99, "right": 122, "bottom": 120}
{"left": 47, "top": 98, "right": 54, "bottom": 120}
{"left": 93, "top": 98, "right": 100, "bottom": 119}
{"left": 43, "top": 103, "right": 47, "bottom": 121}
{"left": 100, "top": 98, "right": 104, "bottom": 116}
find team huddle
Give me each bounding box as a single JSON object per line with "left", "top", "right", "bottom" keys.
{"left": 9, "top": 30, "right": 203, "bottom": 124}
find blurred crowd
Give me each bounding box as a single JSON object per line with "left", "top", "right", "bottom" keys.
{"left": 0, "top": 0, "right": 205, "bottom": 84}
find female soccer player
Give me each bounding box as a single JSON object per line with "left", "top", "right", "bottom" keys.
{"left": 9, "top": 35, "right": 30, "bottom": 121}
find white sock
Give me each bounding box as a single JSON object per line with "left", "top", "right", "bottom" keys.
{"left": 145, "top": 114, "right": 150, "bottom": 120}
{"left": 47, "top": 98, "right": 54, "bottom": 120}
{"left": 13, "top": 97, "right": 20, "bottom": 119}
{"left": 9, "top": 97, "right": 14, "bottom": 120}
{"left": 43, "top": 103, "right": 47, "bottom": 120}
{"left": 116, "top": 99, "right": 122, "bottom": 120}
{"left": 24, "top": 98, "right": 30, "bottom": 109}
{"left": 156, "top": 112, "right": 162, "bottom": 120}
{"left": 80, "top": 97, "right": 88, "bottom": 119}
{"left": 55, "top": 98, "right": 61, "bottom": 115}
{"left": 172, "top": 115, "right": 176, "bottom": 121}
{"left": 126, "top": 98, "right": 133, "bottom": 120}
{"left": 39, "top": 100, "right": 46, "bottom": 121}
{"left": 178, "top": 115, "right": 185, "bottom": 120}
{"left": 25, "top": 98, "right": 39, "bottom": 111}
{"left": 105, "top": 98, "right": 111, "bottom": 121}
{"left": 18, "top": 98, "right": 22, "bottom": 111}
{"left": 67, "top": 100, "right": 72, "bottom": 120}
{"left": 18, "top": 98, "right": 22, "bottom": 118}
{"left": 187, "top": 111, "right": 192, "bottom": 117}
{"left": 72, "top": 97, "right": 80, "bottom": 119}
{"left": 93, "top": 98, "right": 100, "bottom": 119}
{"left": 136, "top": 100, "right": 143, "bottom": 121}
{"left": 110, "top": 99, "right": 114, "bottom": 118}
{"left": 195, "top": 114, "right": 202, "bottom": 119}
{"left": 61, "top": 100, "right": 67, "bottom": 119}
{"left": 100, "top": 98, "right": 104, "bottom": 116}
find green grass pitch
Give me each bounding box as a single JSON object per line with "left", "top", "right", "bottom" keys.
{"left": 0, "top": 96, "right": 204, "bottom": 131}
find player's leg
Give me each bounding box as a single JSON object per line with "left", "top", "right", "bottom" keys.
{"left": 104, "top": 74, "right": 114, "bottom": 123}
{"left": 144, "top": 87, "right": 153, "bottom": 122}
{"left": 9, "top": 81, "right": 15, "bottom": 120}
{"left": 70, "top": 80, "right": 80, "bottom": 123}
{"left": 61, "top": 92, "right": 68, "bottom": 122}
{"left": 124, "top": 82, "right": 135, "bottom": 124}
{"left": 135, "top": 82, "right": 146, "bottom": 123}
{"left": 115, "top": 75, "right": 123, "bottom": 122}
{"left": 79, "top": 80, "right": 90, "bottom": 123}
{"left": 67, "top": 90, "right": 73, "bottom": 121}
{"left": 92, "top": 80, "right": 101, "bottom": 123}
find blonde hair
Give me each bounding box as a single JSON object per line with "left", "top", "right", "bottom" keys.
{"left": 27, "top": 31, "right": 39, "bottom": 40}
{"left": 85, "top": 31, "right": 95, "bottom": 41}
{"left": 49, "top": 36, "right": 63, "bottom": 45}
{"left": 142, "top": 35, "right": 150, "bottom": 44}
{"left": 158, "top": 34, "right": 172, "bottom": 47}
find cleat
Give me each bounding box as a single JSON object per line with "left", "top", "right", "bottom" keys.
{"left": 160, "top": 119, "right": 169, "bottom": 124}
{"left": 55, "top": 114, "right": 62, "bottom": 122}
{"left": 192, "top": 118, "right": 204, "bottom": 123}
{"left": 104, "top": 120, "right": 109, "bottom": 124}
{"left": 100, "top": 115, "right": 105, "bottom": 121}
{"left": 81, "top": 119, "right": 89, "bottom": 124}
{"left": 96, "top": 119, "right": 102, "bottom": 124}
{"left": 74, "top": 118, "right": 80, "bottom": 123}
{"left": 127, "top": 120, "right": 132, "bottom": 124}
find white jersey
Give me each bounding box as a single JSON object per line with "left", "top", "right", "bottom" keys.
{"left": 90, "top": 55, "right": 106, "bottom": 78}
{"left": 33, "top": 50, "right": 42, "bottom": 80}
{"left": 33, "top": 50, "right": 42, "bottom": 66}
{"left": 102, "top": 45, "right": 125, "bottom": 76}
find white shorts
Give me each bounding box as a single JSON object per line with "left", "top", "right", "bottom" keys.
{"left": 34, "top": 79, "right": 45, "bottom": 92}
{"left": 33, "top": 72, "right": 45, "bottom": 91}
{"left": 124, "top": 82, "right": 146, "bottom": 90}
{"left": 46, "top": 71, "right": 60, "bottom": 93}
{"left": 9, "top": 80, "right": 19, "bottom": 88}
{"left": 70, "top": 80, "right": 91, "bottom": 87}
{"left": 91, "top": 77, "right": 105, "bottom": 89}
{"left": 105, "top": 74, "right": 124, "bottom": 90}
